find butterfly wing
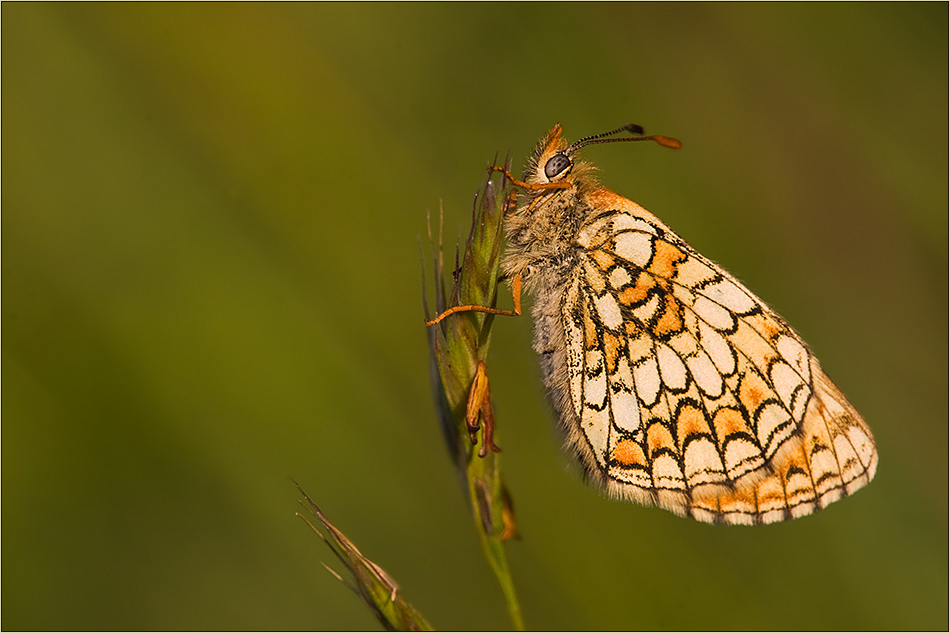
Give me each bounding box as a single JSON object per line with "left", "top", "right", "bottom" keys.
{"left": 559, "top": 191, "right": 877, "bottom": 525}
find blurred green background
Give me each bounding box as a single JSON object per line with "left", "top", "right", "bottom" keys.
{"left": 3, "top": 3, "right": 946, "bottom": 630}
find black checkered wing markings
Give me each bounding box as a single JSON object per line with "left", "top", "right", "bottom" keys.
{"left": 574, "top": 210, "right": 877, "bottom": 522}
{"left": 808, "top": 431, "right": 844, "bottom": 491}
{"left": 570, "top": 266, "right": 651, "bottom": 473}
{"left": 598, "top": 229, "right": 750, "bottom": 406}
{"left": 575, "top": 254, "right": 674, "bottom": 474}
{"left": 594, "top": 215, "right": 824, "bottom": 489}
{"left": 725, "top": 319, "right": 815, "bottom": 463}
{"left": 562, "top": 267, "right": 666, "bottom": 492}
{"left": 630, "top": 329, "right": 729, "bottom": 487}
{"left": 668, "top": 391, "right": 731, "bottom": 490}
{"left": 561, "top": 275, "right": 608, "bottom": 469}
{"left": 832, "top": 408, "right": 877, "bottom": 483}
{"left": 690, "top": 368, "right": 877, "bottom": 525}
{"left": 574, "top": 243, "right": 727, "bottom": 494}
{"left": 565, "top": 271, "right": 637, "bottom": 472}
{"left": 561, "top": 276, "right": 585, "bottom": 422}
{"left": 606, "top": 228, "right": 742, "bottom": 391}
{"left": 804, "top": 365, "right": 877, "bottom": 491}
{"left": 698, "top": 301, "right": 811, "bottom": 472}
{"left": 628, "top": 232, "right": 813, "bottom": 444}
{"left": 666, "top": 267, "right": 874, "bottom": 520}
{"left": 572, "top": 275, "right": 731, "bottom": 494}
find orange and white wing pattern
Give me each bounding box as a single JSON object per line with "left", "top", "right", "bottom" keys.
{"left": 560, "top": 192, "right": 877, "bottom": 525}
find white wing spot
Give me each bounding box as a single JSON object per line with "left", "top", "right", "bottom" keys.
{"left": 610, "top": 358, "right": 641, "bottom": 432}
{"left": 633, "top": 355, "right": 662, "bottom": 406}
{"left": 582, "top": 350, "right": 610, "bottom": 468}
{"left": 613, "top": 231, "right": 654, "bottom": 267}
{"left": 674, "top": 255, "right": 717, "bottom": 286}
{"left": 652, "top": 454, "right": 686, "bottom": 490}
{"left": 683, "top": 438, "right": 726, "bottom": 486}
{"left": 770, "top": 361, "right": 805, "bottom": 414}
{"left": 584, "top": 351, "right": 607, "bottom": 407}
{"left": 657, "top": 342, "right": 689, "bottom": 390}
{"left": 581, "top": 405, "right": 611, "bottom": 469}
{"left": 594, "top": 293, "right": 624, "bottom": 330}
{"left": 611, "top": 214, "right": 657, "bottom": 235}
{"left": 723, "top": 437, "right": 764, "bottom": 479}
{"left": 702, "top": 279, "right": 756, "bottom": 314}
{"left": 608, "top": 266, "right": 632, "bottom": 289}
{"left": 809, "top": 447, "right": 842, "bottom": 492}
{"left": 756, "top": 402, "right": 792, "bottom": 454}
{"left": 686, "top": 350, "right": 724, "bottom": 397}
{"left": 632, "top": 293, "right": 661, "bottom": 325}
{"left": 693, "top": 295, "right": 736, "bottom": 331}
{"left": 698, "top": 320, "right": 736, "bottom": 375}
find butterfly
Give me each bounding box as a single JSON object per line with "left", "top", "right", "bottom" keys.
{"left": 428, "top": 124, "right": 877, "bottom": 525}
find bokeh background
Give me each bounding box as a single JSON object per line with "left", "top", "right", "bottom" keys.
{"left": 3, "top": 4, "right": 947, "bottom": 630}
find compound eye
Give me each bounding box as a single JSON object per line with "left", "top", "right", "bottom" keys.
{"left": 544, "top": 153, "right": 572, "bottom": 180}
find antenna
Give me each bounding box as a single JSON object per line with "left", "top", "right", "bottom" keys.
{"left": 567, "top": 124, "right": 681, "bottom": 154}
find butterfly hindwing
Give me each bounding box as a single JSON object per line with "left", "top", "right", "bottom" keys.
{"left": 561, "top": 196, "right": 877, "bottom": 524}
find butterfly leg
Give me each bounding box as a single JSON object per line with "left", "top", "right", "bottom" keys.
{"left": 502, "top": 188, "right": 519, "bottom": 216}
{"left": 424, "top": 274, "right": 522, "bottom": 326}
{"left": 466, "top": 361, "right": 501, "bottom": 457}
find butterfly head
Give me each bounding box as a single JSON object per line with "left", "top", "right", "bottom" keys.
{"left": 523, "top": 124, "right": 591, "bottom": 191}
{"left": 523, "top": 124, "right": 682, "bottom": 192}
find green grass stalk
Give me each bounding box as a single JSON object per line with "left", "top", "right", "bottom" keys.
{"left": 423, "top": 160, "right": 524, "bottom": 630}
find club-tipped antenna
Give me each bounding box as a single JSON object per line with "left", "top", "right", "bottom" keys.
{"left": 567, "top": 123, "right": 681, "bottom": 154}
